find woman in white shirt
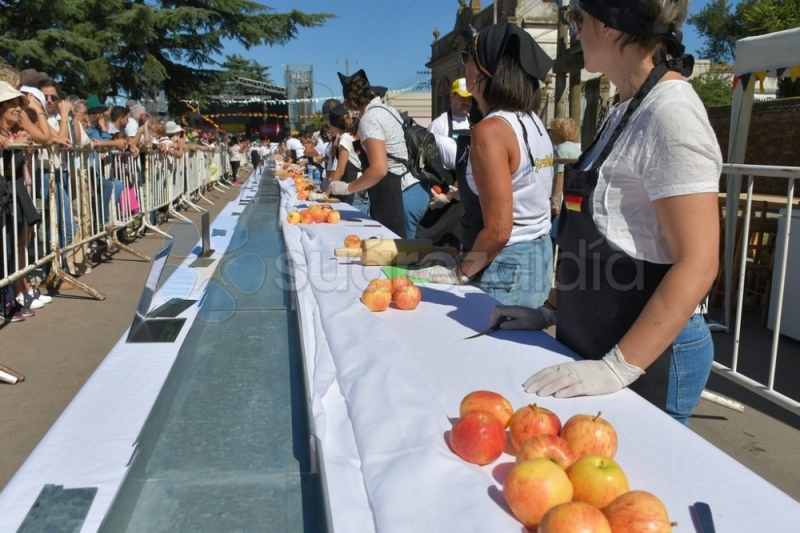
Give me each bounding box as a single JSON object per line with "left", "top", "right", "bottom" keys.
{"left": 227, "top": 136, "right": 241, "bottom": 183}
{"left": 490, "top": 0, "right": 722, "bottom": 425}
{"left": 325, "top": 106, "right": 361, "bottom": 204}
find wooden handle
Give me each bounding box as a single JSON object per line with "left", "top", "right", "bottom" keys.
{"left": 334, "top": 247, "right": 362, "bottom": 258}
{"left": 362, "top": 239, "right": 436, "bottom": 266}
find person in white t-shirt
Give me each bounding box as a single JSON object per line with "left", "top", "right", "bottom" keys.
{"left": 427, "top": 78, "right": 472, "bottom": 139}
{"left": 489, "top": 1, "right": 722, "bottom": 425}
{"left": 284, "top": 130, "right": 304, "bottom": 162}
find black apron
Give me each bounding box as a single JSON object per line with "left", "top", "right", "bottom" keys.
{"left": 455, "top": 133, "right": 483, "bottom": 252}
{"left": 331, "top": 135, "right": 360, "bottom": 205}
{"left": 356, "top": 137, "right": 407, "bottom": 239}
{"left": 556, "top": 64, "right": 673, "bottom": 410}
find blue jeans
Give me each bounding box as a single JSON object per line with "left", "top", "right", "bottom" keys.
{"left": 479, "top": 235, "right": 553, "bottom": 308}
{"left": 666, "top": 314, "right": 714, "bottom": 426}
{"left": 402, "top": 182, "right": 430, "bottom": 239}
{"left": 41, "top": 169, "right": 74, "bottom": 263}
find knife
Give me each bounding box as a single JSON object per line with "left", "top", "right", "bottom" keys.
{"left": 464, "top": 317, "right": 511, "bottom": 340}
{"left": 691, "top": 502, "right": 716, "bottom": 533}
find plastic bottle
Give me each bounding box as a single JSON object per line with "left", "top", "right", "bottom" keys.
{"left": 313, "top": 168, "right": 322, "bottom": 190}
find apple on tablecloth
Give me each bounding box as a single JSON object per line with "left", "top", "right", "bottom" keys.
{"left": 560, "top": 412, "right": 618, "bottom": 458}
{"left": 448, "top": 409, "right": 506, "bottom": 465}
{"left": 538, "top": 501, "right": 612, "bottom": 533}
{"left": 503, "top": 458, "right": 573, "bottom": 530}
{"left": 459, "top": 390, "right": 514, "bottom": 428}
{"left": 566, "top": 454, "right": 630, "bottom": 509}
{"left": 508, "top": 404, "right": 561, "bottom": 451}
{"left": 603, "top": 490, "right": 675, "bottom": 532}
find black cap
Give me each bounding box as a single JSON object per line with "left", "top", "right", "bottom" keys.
{"left": 474, "top": 21, "right": 553, "bottom": 81}
{"left": 329, "top": 106, "right": 347, "bottom": 130}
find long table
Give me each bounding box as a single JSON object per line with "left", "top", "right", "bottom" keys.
{"left": 278, "top": 177, "right": 800, "bottom": 532}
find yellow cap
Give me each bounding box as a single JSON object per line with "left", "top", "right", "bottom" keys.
{"left": 451, "top": 78, "right": 472, "bottom": 98}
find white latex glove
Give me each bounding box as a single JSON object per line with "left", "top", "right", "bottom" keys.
{"left": 449, "top": 186, "right": 460, "bottom": 202}
{"left": 489, "top": 305, "right": 556, "bottom": 331}
{"left": 308, "top": 192, "right": 327, "bottom": 202}
{"left": 430, "top": 191, "right": 450, "bottom": 209}
{"left": 328, "top": 180, "right": 350, "bottom": 196}
{"left": 522, "top": 345, "right": 645, "bottom": 397}
{"left": 412, "top": 265, "right": 459, "bottom": 285}
{"left": 419, "top": 251, "right": 457, "bottom": 268}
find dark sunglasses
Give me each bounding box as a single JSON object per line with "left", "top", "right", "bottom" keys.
{"left": 45, "top": 94, "right": 60, "bottom": 102}
{"left": 568, "top": 8, "right": 584, "bottom": 33}
{"left": 460, "top": 47, "right": 471, "bottom": 66}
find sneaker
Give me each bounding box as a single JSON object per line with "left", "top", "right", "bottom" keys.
{"left": 32, "top": 289, "right": 53, "bottom": 304}
{"left": 19, "top": 306, "right": 35, "bottom": 318}
{"left": 3, "top": 303, "right": 24, "bottom": 322}
{"left": 17, "top": 291, "right": 44, "bottom": 310}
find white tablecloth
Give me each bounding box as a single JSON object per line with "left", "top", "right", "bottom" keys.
{"left": 277, "top": 178, "right": 800, "bottom": 532}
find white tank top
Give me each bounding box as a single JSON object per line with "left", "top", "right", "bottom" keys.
{"left": 466, "top": 109, "right": 553, "bottom": 244}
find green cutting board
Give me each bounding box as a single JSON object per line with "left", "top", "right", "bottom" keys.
{"left": 380, "top": 265, "right": 428, "bottom": 284}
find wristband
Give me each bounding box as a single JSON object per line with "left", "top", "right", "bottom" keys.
{"left": 455, "top": 263, "right": 470, "bottom": 285}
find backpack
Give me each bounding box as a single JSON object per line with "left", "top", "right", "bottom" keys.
{"left": 376, "top": 106, "right": 454, "bottom": 188}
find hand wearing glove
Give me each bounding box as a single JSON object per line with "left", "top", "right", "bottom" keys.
{"left": 449, "top": 186, "right": 460, "bottom": 202}
{"left": 328, "top": 180, "right": 350, "bottom": 196}
{"left": 489, "top": 304, "right": 556, "bottom": 331}
{"left": 308, "top": 192, "right": 327, "bottom": 202}
{"left": 412, "top": 265, "right": 462, "bottom": 285}
{"left": 522, "top": 345, "right": 645, "bottom": 398}
{"left": 430, "top": 191, "right": 450, "bottom": 209}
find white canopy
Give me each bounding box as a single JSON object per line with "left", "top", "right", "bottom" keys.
{"left": 734, "top": 27, "right": 800, "bottom": 77}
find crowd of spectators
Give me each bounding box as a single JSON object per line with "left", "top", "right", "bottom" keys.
{"left": 0, "top": 63, "right": 233, "bottom": 324}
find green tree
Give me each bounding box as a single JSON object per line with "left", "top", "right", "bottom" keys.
{"left": 0, "top": 0, "right": 333, "bottom": 108}
{"left": 690, "top": 69, "right": 734, "bottom": 107}
{"left": 687, "top": 0, "right": 755, "bottom": 63}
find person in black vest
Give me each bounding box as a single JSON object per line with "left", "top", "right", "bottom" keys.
{"left": 413, "top": 22, "right": 555, "bottom": 309}
{"left": 488, "top": 0, "right": 722, "bottom": 425}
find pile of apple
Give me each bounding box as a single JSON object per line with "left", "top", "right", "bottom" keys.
{"left": 361, "top": 276, "right": 421, "bottom": 312}
{"left": 286, "top": 205, "right": 341, "bottom": 225}
{"left": 294, "top": 176, "right": 314, "bottom": 200}
{"left": 449, "top": 391, "right": 675, "bottom": 532}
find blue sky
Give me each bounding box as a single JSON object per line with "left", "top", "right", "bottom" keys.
{"left": 221, "top": 1, "right": 716, "bottom": 104}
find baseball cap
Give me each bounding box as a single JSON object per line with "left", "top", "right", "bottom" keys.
{"left": 164, "top": 120, "right": 184, "bottom": 134}
{"left": 451, "top": 78, "right": 472, "bottom": 98}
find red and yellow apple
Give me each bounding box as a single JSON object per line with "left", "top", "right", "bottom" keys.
{"left": 299, "top": 210, "right": 313, "bottom": 224}
{"left": 311, "top": 209, "right": 328, "bottom": 223}
{"left": 503, "top": 458, "right": 573, "bottom": 530}
{"left": 508, "top": 404, "right": 562, "bottom": 451}
{"left": 344, "top": 234, "right": 362, "bottom": 248}
{"left": 538, "top": 501, "right": 612, "bottom": 533}
{"left": 515, "top": 434, "right": 576, "bottom": 469}
{"left": 560, "top": 412, "right": 618, "bottom": 459}
{"left": 602, "top": 491, "right": 674, "bottom": 533}
{"left": 393, "top": 283, "right": 421, "bottom": 310}
{"left": 459, "top": 390, "right": 514, "bottom": 428}
{"left": 297, "top": 190, "right": 309, "bottom": 201}
{"left": 326, "top": 210, "right": 341, "bottom": 224}
{"left": 367, "top": 278, "right": 393, "bottom": 293}
{"left": 361, "top": 285, "right": 391, "bottom": 312}
{"left": 448, "top": 409, "right": 506, "bottom": 465}
{"left": 286, "top": 211, "right": 301, "bottom": 224}
{"left": 566, "top": 454, "right": 630, "bottom": 509}
{"left": 391, "top": 275, "right": 414, "bottom": 293}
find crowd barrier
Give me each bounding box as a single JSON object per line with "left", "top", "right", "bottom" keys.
{"left": 713, "top": 163, "right": 799, "bottom": 416}
{"left": 1, "top": 144, "right": 231, "bottom": 306}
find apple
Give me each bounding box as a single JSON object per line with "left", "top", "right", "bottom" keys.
{"left": 286, "top": 211, "right": 301, "bottom": 224}
{"left": 508, "top": 404, "right": 561, "bottom": 451}
{"left": 299, "top": 210, "right": 313, "bottom": 224}
{"left": 344, "top": 234, "right": 362, "bottom": 248}
{"left": 560, "top": 412, "right": 618, "bottom": 459}
{"left": 459, "top": 390, "right": 514, "bottom": 428}
{"left": 361, "top": 285, "right": 391, "bottom": 312}
{"left": 432, "top": 184, "right": 443, "bottom": 195}
{"left": 311, "top": 209, "right": 328, "bottom": 223}
{"left": 367, "top": 278, "right": 393, "bottom": 293}
{"left": 516, "top": 434, "right": 577, "bottom": 469}
{"left": 393, "top": 284, "right": 421, "bottom": 310}
{"left": 448, "top": 409, "right": 506, "bottom": 465}
{"left": 326, "top": 210, "right": 341, "bottom": 224}
{"left": 538, "top": 501, "right": 612, "bottom": 533}
{"left": 603, "top": 491, "right": 674, "bottom": 533}
{"left": 391, "top": 275, "right": 414, "bottom": 293}
{"left": 297, "top": 190, "right": 309, "bottom": 201}
{"left": 566, "top": 455, "right": 630, "bottom": 509}
{"left": 504, "top": 459, "right": 573, "bottom": 530}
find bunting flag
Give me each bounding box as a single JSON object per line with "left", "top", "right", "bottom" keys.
{"left": 754, "top": 71, "right": 767, "bottom": 93}
{"left": 739, "top": 73, "right": 752, "bottom": 91}
{"left": 792, "top": 65, "right": 800, "bottom": 83}
{"left": 180, "top": 84, "right": 417, "bottom": 106}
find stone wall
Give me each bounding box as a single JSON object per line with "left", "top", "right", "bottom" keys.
{"left": 708, "top": 97, "right": 800, "bottom": 195}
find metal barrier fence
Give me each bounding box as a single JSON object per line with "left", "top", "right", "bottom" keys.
{"left": 1, "top": 144, "right": 229, "bottom": 303}
{"left": 714, "top": 163, "right": 799, "bottom": 416}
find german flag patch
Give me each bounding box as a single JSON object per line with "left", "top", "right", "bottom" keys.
{"left": 565, "top": 194, "right": 583, "bottom": 212}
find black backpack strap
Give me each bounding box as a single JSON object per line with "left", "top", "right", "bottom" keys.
{"left": 447, "top": 109, "right": 453, "bottom": 139}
